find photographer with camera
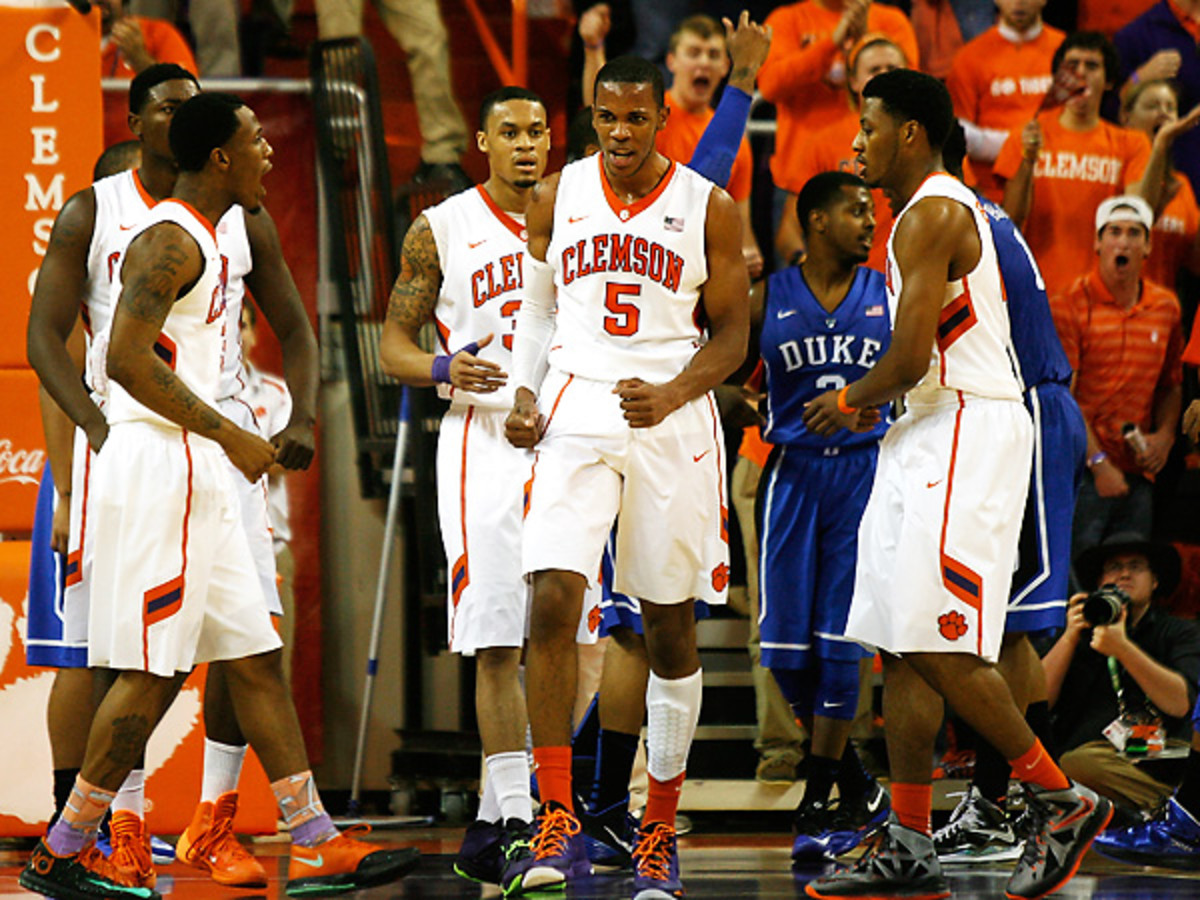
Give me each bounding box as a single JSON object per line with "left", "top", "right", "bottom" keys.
{"left": 1042, "top": 533, "right": 1200, "bottom": 814}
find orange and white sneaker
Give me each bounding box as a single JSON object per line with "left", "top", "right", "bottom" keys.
{"left": 109, "top": 810, "right": 157, "bottom": 889}
{"left": 176, "top": 791, "right": 268, "bottom": 888}
{"left": 285, "top": 825, "right": 420, "bottom": 896}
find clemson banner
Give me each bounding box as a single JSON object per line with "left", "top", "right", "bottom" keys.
{"left": 0, "top": 1, "right": 101, "bottom": 368}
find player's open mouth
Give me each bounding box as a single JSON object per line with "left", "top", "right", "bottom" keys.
{"left": 1115, "top": 253, "right": 1130, "bottom": 269}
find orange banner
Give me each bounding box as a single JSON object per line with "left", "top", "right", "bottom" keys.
{"left": 1, "top": 3, "right": 102, "bottom": 368}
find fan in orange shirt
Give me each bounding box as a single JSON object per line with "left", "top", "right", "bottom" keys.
{"left": 993, "top": 31, "right": 1186, "bottom": 297}
{"left": 1121, "top": 79, "right": 1200, "bottom": 290}
{"left": 98, "top": 0, "right": 197, "bottom": 79}
{"left": 759, "top": 0, "right": 918, "bottom": 208}
{"left": 775, "top": 35, "right": 908, "bottom": 273}
{"left": 947, "top": 0, "right": 1065, "bottom": 201}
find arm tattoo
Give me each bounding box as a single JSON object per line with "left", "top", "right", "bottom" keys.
{"left": 122, "top": 241, "right": 190, "bottom": 324}
{"left": 385, "top": 216, "right": 442, "bottom": 332}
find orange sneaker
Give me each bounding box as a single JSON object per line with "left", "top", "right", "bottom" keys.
{"left": 109, "top": 810, "right": 157, "bottom": 888}
{"left": 176, "top": 791, "right": 268, "bottom": 888}
{"left": 285, "top": 825, "right": 420, "bottom": 896}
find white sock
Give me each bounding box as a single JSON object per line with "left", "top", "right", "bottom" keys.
{"left": 486, "top": 751, "right": 533, "bottom": 824}
{"left": 478, "top": 766, "right": 502, "bottom": 823}
{"left": 201, "top": 739, "right": 247, "bottom": 803}
{"left": 111, "top": 769, "right": 145, "bottom": 817}
{"left": 645, "top": 670, "right": 702, "bottom": 783}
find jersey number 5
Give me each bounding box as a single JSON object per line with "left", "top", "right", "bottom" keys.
{"left": 604, "top": 283, "right": 641, "bottom": 336}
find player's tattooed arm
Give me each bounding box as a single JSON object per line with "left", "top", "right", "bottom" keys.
{"left": 28, "top": 187, "right": 110, "bottom": 450}
{"left": 108, "top": 224, "right": 275, "bottom": 482}
{"left": 380, "top": 214, "right": 446, "bottom": 385}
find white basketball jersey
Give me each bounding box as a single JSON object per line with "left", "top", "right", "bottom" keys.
{"left": 885, "top": 173, "right": 1023, "bottom": 410}
{"left": 106, "top": 201, "right": 228, "bottom": 429}
{"left": 215, "top": 206, "right": 253, "bottom": 401}
{"left": 86, "top": 170, "right": 156, "bottom": 389}
{"left": 424, "top": 185, "right": 529, "bottom": 411}
{"left": 546, "top": 155, "right": 712, "bottom": 383}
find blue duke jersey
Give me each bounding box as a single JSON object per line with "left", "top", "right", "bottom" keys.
{"left": 979, "top": 198, "right": 1073, "bottom": 390}
{"left": 761, "top": 266, "right": 892, "bottom": 449}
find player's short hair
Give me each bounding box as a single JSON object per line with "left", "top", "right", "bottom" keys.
{"left": 667, "top": 14, "right": 724, "bottom": 55}
{"left": 169, "top": 92, "right": 246, "bottom": 173}
{"left": 129, "top": 63, "right": 199, "bottom": 115}
{"left": 796, "top": 171, "right": 869, "bottom": 236}
{"left": 1051, "top": 31, "right": 1119, "bottom": 85}
{"left": 861, "top": 69, "right": 954, "bottom": 150}
{"left": 943, "top": 120, "right": 967, "bottom": 181}
{"left": 93, "top": 140, "right": 141, "bottom": 180}
{"left": 478, "top": 86, "right": 545, "bottom": 132}
{"left": 567, "top": 106, "right": 600, "bottom": 163}
{"left": 595, "top": 55, "right": 665, "bottom": 108}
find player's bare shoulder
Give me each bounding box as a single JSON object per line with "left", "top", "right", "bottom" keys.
{"left": 703, "top": 183, "right": 741, "bottom": 244}
{"left": 46, "top": 186, "right": 99, "bottom": 257}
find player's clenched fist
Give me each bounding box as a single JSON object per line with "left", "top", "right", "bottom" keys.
{"left": 614, "top": 378, "right": 681, "bottom": 428}
{"left": 221, "top": 425, "right": 277, "bottom": 483}
{"left": 505, "top": 386, "right": 543, "bottom": 448}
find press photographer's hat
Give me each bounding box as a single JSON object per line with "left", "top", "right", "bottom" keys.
{"left": 1075, "top": 531, "right": 1181, "bottom": 597}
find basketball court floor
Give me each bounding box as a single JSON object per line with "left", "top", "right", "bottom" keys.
{"left": 0, "top": 826, "right": 1194, "bottom": 899}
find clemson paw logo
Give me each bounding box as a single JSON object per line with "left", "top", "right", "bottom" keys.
{"left": 587, "top": 605, "right": 602, "bottom": 634}
{"left": 711, "top": 562, "right": 730, "bottom": 593}
{"left": 938, "top": 611, "right": 968, "bottom": 641}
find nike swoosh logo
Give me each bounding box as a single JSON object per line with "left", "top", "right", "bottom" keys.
{"left": 468, "top": 240, "right": 487, "bottom": 249}
{"left": 119, "top": 224, "right": 137, "bottom": 230}
{"left": 777, "top": 309, "right": 797, "bottom": 319}
{"left": 1053, "top": 797, "right": 1094, "bottom": 831}
{"left": 693, "top": 451, "right": 710, "bottom": 462}
{"left": 926, "top": 479, "right": 943, "bottom": 489}
{"left": 569, "top": 215, "right": 589, "bottom": 224}
{"left": 293, "top": 853, "right": 324, "bottom": 868}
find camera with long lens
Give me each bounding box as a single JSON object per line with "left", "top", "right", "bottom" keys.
{"left": 1083, "top": 584, "right": 1131, "bottom": 627}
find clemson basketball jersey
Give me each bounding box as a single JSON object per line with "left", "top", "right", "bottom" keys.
{"left": 885, "top": 173, "right": 1023, "bottom": 410}
{"left": 424, "top": 185, "right": 529, "bottom": 411}
{"left": 546, "top": 154, "right": 712, "bottom": 383}
{"left": 215, "top": 206, "right": 253, "bottom": 402}
{"left": 86, "top": 169, "right": 157, "bottom": 389}
{"left": 105, "top": 200, "right": 227, "bottom": 429}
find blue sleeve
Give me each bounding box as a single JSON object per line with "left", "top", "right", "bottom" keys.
{"left": 686, "top": 85, "right": 752, "bottom": 186}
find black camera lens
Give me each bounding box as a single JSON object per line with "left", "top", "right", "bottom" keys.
{"left": 1083, "top": 584, "right": 1131, "bottom": 627}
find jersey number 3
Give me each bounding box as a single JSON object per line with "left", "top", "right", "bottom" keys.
{"left": 604, "top": 283, "right": 641, "bottom": 336}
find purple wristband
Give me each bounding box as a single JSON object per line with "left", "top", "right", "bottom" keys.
{"left": 431, "top": 341, "right": 482, "bottom": 385}
{"left": 431, "top": 355, "right": 452, "bottom": 383}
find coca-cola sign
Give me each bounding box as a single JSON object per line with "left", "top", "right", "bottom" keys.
{"left": 0, "top": 439, "right": 44, "bottom": 485}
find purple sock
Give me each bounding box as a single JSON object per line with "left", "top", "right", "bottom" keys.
{"left": 45, "top": 817, "right": 91, "bottom": 857}
{"left": 291, "top": 813, "right": 338, "bottom": 847}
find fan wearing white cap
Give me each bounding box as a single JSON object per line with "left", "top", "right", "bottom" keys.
{"left": 1049, "top": 193, "right": 1185, "bottom": 556}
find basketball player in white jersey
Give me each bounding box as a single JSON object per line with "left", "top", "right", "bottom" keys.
{"left": 802, "top": 70, "right": 1111, "bottom": 900}
{"left": 381, "top": 85, "right": 589, "bottom": 893}
{"left": 26, "top": 64, "right": 319, "bottom": 889}
{"left": 21, "top": 93, "right": 418, "bottom": 900}
{"left": 504, "top": 56, "right": 749, "bottom": 899}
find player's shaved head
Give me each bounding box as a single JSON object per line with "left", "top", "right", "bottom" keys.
{"left": 861, "top": 69, "right": 954, "bottom": 151}
{"left": 479, "top": 86, "right": 545, "bottom": 131}
{"left": 595, "top": 55, "right": 665, "bottom": 108}
{"left": 796, "top": 172, "right": 869, "bottom": 236}
{"left": 169, "top": 92, "right": 246, "bottom": 172}
{"left": 129, "top": 63, "right": 199, "bottom": 115}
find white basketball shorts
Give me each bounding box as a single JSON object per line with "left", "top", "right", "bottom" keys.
{"left": 87, "top": 422, "right": 282, "bottom": 676}
{"left": 522, "top": 369, "right": 730, "bottom": 607}
{"left": 847, "top": 394, "right": 1032, "bottom": 663}
{"left": 219, "top": 395, "right": 282, "bottom": 616}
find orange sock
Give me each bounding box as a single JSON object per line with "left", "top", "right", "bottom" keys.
{"left": 644, "top": 772, "right": 686, "bottom": 827}
{"left": 891, "top": 783, "right": 932, "bottom": 835}
{"left": 1009, "top": 739, "right": 1070, "bottom": 792}
{"left": 533, "top": 746, "right": 572, "bottom": 810}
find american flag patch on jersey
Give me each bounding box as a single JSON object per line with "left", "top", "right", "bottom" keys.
{"left": 865, "top": 304, "right": 884, "bottom": 317}
{"left": 664, "top": 216, "right": 684, "bottom": 232}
